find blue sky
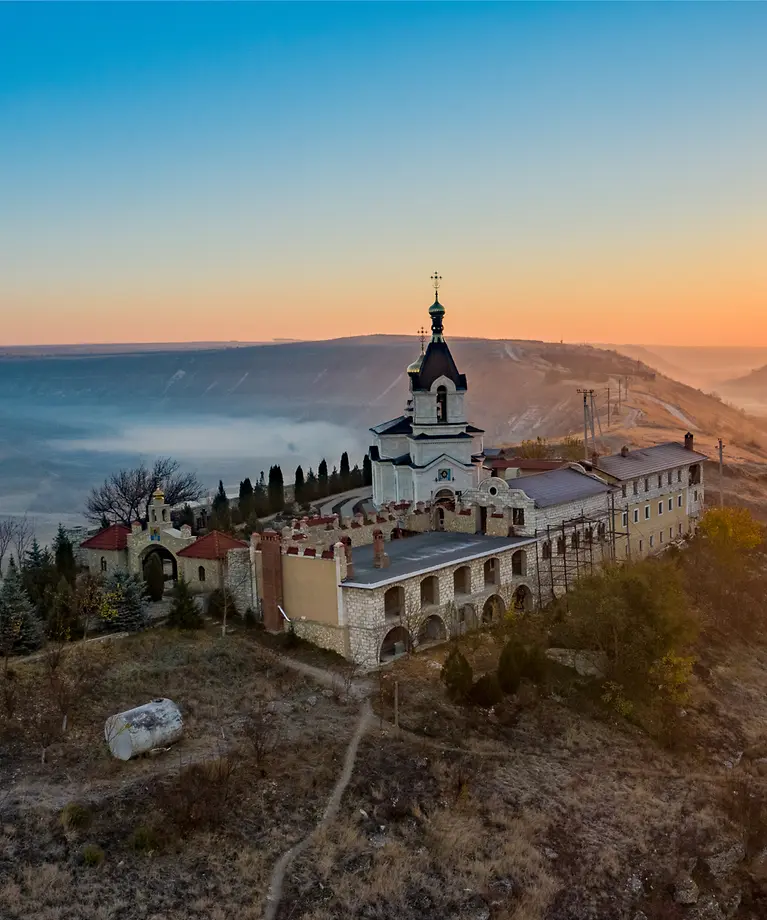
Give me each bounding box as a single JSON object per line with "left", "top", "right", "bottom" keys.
{"left": 1, "top": 3, "right": 766, "bottom": 345}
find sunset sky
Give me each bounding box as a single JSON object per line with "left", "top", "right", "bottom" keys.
{"left": 1, "top": 3, "right": 766, "bottom": 346}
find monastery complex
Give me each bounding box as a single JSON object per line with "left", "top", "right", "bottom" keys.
{"left": 80, "top": 283, "right": 707, "bottom": 670}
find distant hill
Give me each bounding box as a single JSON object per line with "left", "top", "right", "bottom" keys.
{"left": 2, "top": 334, "right": 764, "bottom": 455}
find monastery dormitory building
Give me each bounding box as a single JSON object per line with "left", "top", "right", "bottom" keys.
{"left": 79, "top": 282, "right": 707, "bottom": 669}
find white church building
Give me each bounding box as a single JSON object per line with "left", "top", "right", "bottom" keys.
{"left": 369, "top": 280, "right": 484, "bottom": 506}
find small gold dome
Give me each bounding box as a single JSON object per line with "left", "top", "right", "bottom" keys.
{"left": 407, "top": 354, "right": 423, "bottom": 374}
{"left": 153, "top": 487, "right": 165, "bottom": 502}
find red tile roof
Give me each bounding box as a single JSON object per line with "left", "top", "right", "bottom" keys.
{"left": 176, "top": 531, "right": 248, "bottom": 560}
{"left": 80, "top": 524, "right": 131, "bottom": 552}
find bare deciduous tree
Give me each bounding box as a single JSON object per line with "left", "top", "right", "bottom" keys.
{"left": 11, "top": 517, "right": 33, "bottom": 566}
{"left": 0, "top": 518, "right": 14, "bottom": 576}
{"left": 85, "top": 457, "right": 203, "bottom": 527}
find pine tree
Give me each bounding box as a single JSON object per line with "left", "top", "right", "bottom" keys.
{"left": 239, "top": 478, "right": 254, "bottom": 520}
{"left": 102, "top": 572, "right": 149, "bottom": 633}
{"left": 328, "top": 465, "right": 340, "bottom": 495}
{"left": 318, "top": 459, "right": 329, "bottom": 497}
{"left": 22, "top": 538, "right": 57, "bottom": 608}
{"left": 144, "top": 553, "right": 165, "bottom": 602}
{"left": 53, "top": 524, "right": 77, "bottom": 585}
{"left": 167, "top": 577, "right": 203, "bottom": 630}
{"left": 100, "top": 514, "right": 110, "bottom": 530}
{"left": 212, "top": 480, "right": 229, "bottom": 514}
{"left": 211, "top": 480, "right": 232, "bottom": 532}
{"left": 350, "top": 463, "right": 362, "bottom": 488}
{"left": 294, "top": 466, "right": 305, "bottom": 507}
{"left": 0, "top": 565, "right": 44, "bottom": 655}
{"left": 362, "top": 454, "right": 373, "bottom": 487}
{"left": 253, "top": 474, "right": 269, "bottom": 517}
{"left": 340, "top": 452, "right": 350, "bottom": 489}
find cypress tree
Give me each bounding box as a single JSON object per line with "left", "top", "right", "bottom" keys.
{"left": 102, "top": 572, "right": 149, "bottom": 633}
{"left": 328, "top": 465, "right": 340, "bottom": 495}
{"left": 167, "top": 577, "right": 203, "bottom": 630}
{"left": 340, "top": 452, "right": 350, "bottom": 489}
{"left": 350, "top": 463, "right": 362, "bottom": 488}
{"left": 239, "top": 478, "right": 254, "bottom": 520}
{"left": 144, "top": 553, "right": 165, "bottom": 602}
{"left": 363, "top": 454, "right": 373, "bottom": 487}
{"left": 305, "top": 468, "right": 317, "bottom": 503}
{"left": 268, "top": 465, "right": 285, "bottom": 513}
{"left": 318, "top": 459, "right": 329, "bottom": 497}
{"left": 294, "top": 466, "right": 305, "bottom": 507}
{"left": 212, "top": 480, "right": 229, "bottom": 514}
{"left": 0, "top": 565, "right": 43, "bottom": 655}
{"left": 53, "top": 524, "right": 77, "bottom": 585}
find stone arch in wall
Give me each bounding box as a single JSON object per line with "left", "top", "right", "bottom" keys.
{"left": 454, "top": 565, "right": 472, "bottom": 596}
{"left": 420, "top": 574, "right": 439, "bottom": 607}
{"left": 140, "top": 544, "right": 178, "bottom": 587}
{"left": 484, "top": 557, "right": 500, "bottom": 587}
{"left": 459, "top": 603, "right": 476, "bottom": 629}
{"left": 384, "top": 585, "right": 405, "bottom": 620}
{"left": 482, "top": 593, "right": 504, "bottom": 625}
{"left": 418, "top": 614, "right": 447, "bottom": 645}
{"left": 511, "top": 549, "right": 526, "bottom": 577}
{"left": 380, "top": 625, "right": 410, "bottom": 663}
{"left": 512, "top": 583, "right": 533, "bottom": 612}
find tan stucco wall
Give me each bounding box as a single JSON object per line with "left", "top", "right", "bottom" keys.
{"left": 282, "top": 555, "right": 340, "bottom": 626}
{"left": 178, "top": 556, "right": 223, "bottom": 590}
{"left": 82, "top": 547, "right": 128, "bottom": 575}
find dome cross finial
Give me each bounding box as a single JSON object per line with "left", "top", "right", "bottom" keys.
{"left": 431, "top": 271, "right": 442, "bottom": 298}
{"left": 428, "top": 271, "right": 445, "bottom": 341}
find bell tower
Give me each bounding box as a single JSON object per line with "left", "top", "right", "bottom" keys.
{"left": 148, "top": 488, "right": 170, "bottom": 540}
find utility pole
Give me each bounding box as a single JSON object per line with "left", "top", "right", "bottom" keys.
{"left": 617, "top": 378, "right": 622, "bottom": 410}
{"left": 577, "top": 388, "right": 596, "bottom": 459}
{"left": 590, "top": 391, "right": 600, "bottom": 439}
{"left": 718, "top": 438, "right": 725, "bottom": 507}
{"left": 607, "top": 387, "right": 611, "bottom": 428}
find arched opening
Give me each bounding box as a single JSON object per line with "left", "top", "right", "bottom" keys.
{"left": 383, "top": 585, "right": 405, "bottom": 621}
{"left": 454, "top": 565, "right": 471, "bottom": 596}
{"left": 380, "top": 626, "right": 410, "bottom": 663}
{"left": 511, "top": 550, "right": 526, "bottom": 576}
{"left": 420, "top": 575, "right": 439, "bottom": 607}
{"left": 198, "top": 565, "right": 206, "bottom": 583}
{"left": 436, "top": 385, "right": 447, "bottom": 423}
{"left": 484, "top": 557, "right": 500, "bottom": 587}
{"left": 459, "top": 604, "right": 476, "bottom": 629}
{"left": 418, "top": 614, "right": 447, "bottom": 645}
{"left": 434, "top": 506, "right": 445, "bottom": 532}
{"left": 141, "top": 545, "right": 178, "bottom": 589}
{"left": 513, "top": 584, "right": 532, "bottom": 612}
{"left": 482, "top": 594, "right": 504, "bottom": 625}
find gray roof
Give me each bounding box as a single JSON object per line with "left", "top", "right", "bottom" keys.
{"left": 517, "top": 467, "right": 615, "bottom": 508}
{"left": 594, "top": 442, "right": 708, "bottom": 482}
{"left": 343, "top": 531, "right": 535, "bottom": 589}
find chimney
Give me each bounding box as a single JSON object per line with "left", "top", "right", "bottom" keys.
{"left": 620, "top": 445, "right": 629, "bottom": 458}
{"left": 260, "top": 530, "right": 284, "bottom": 633}
{"left": 341, "top": 535, "right": 354, "bottom": 579}
{"left": 131, "top": 521, "right": 142, "bottom": 536}
{"left": 180, "top": 524, "right": 192, "bottom": 539}
{"left": 684, "top": 432, "right": 694, "bottom": 451}
{"left": 372, "top": 528, "right": 390, "bottom": 569}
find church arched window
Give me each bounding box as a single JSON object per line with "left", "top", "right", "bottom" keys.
{"left": 436, "top": 385, "right": 447, "bottom": 423}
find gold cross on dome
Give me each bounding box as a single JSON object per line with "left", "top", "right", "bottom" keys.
{"left": 418, "top": 325, "right": 427, "bottom": 353}
{"left": 431, "top": 271, "right": 441, "bottom": 292}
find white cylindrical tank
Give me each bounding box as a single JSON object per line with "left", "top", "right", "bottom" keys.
{"left": 104, "top": 698, "right": 183, "bottom": 760}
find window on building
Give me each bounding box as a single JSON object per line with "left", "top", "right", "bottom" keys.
{"left": 694, "top": 489, "right": 698, "bottom": 502}
{"left": 571, "top": 531, "right": 580, "bottom": 550}
{"left": 585, "top": 527, "right": 593, "bottom": 543}
{"left": 198, "top": 566, "right": 206, "bottom": 582}
{"left": 650, "top": 535, "right": 655, "bottom": 548}
{"left": 542, "top": 541, "right": 552, "bottom": 560}
{"left": 668, "top": 471, "right": 673, "bottom": 485}
{"left": 638, "top": 539, "right": 643, "bottom": 553}
{"left": 669, "top": 527, "right": 673, "bottom": 540}
{"left": 633, "top": 481, "right": 638, "bottom": 496}
{"left": 645, "top": 505, "right": 650, "bottom": 520}
{"left": 436, "top": 385, "right": 447, "bottom": 423}
{"left": 657, "top": 475, "right": 663, "bottom": 488}
{"left": 658, "top": 501, "right": 663, "bottom": 515}
{"left": 621, "top": 484, "right": 627, "bottom": 498}
{"left": 678, "top": 495, "right": 683, "bottom": 508}
{"left": 100, "top": 556, "right": 107, "bottom": 573}
{"left": 512, "top": 507, "right": 525, "bottom": 526}
{"left": 660, "top": 531, "right": 664, "bottom": 543}
{"left": 678, "top": 522, "right": 683, "bottom": 535}
{"left": 633, "top": 508, "right": 639, "bottom": 523}
{"left": 644, "top": 478, "right": 650, "bottom": 492}
{"left": 597, "top": 522, "right": 606, "bottom": 542}
{"left": 668, "top": 497, "right": 673, "bottom": 511}
{"left": 677, "top": 469, "right": 682, "bottom": 482}
{"left": 557, "top": 536, "right": 566, "bottom": 555}
{"left": 622, "top": 511, "right": 628, "bottom": 527}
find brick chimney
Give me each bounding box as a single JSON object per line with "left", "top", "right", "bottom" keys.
{"left": 340, "top": 535, "right": 354, "bottom": 579}
{"left": 260, "top": 530, "right": 284, "bottom": 633}
{"left": 372, "top": 528, "right": 390, "bottom": 569}
{"left": 684, "top": 432, "right": 694, "bottom": 451}
{"left": 620, "top": 445, "right": 629, "bottom": 458}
